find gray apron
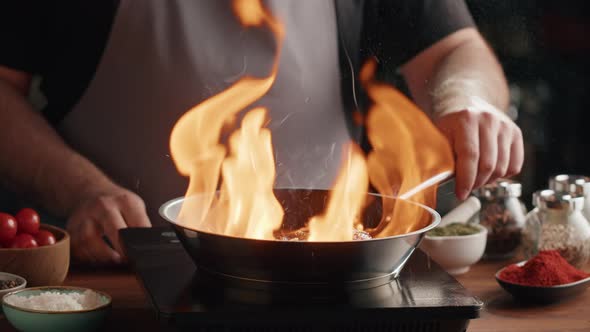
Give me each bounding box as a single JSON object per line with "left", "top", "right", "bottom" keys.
{"left": 59, "top": 0, "right": 350, "bottom": 223}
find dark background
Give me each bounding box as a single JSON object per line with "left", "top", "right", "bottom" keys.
{"left": 466, "top": 0, "right": 590, "bottom": 205}
{"left": 1, "top": 0, "right": 589, "bottom": 219}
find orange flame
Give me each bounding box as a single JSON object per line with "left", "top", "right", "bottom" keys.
{"left": 169, "top": 0, "right": 284, "bottom": 238}
{"left": 169, "top": 1, "right": 454, "bottom": 241}
{"left": 210, "top": 107, "right": 284, "bottom": 239}
{"left": 308, "top": 144, "right": 369, "bottom": 241}
{"left": 361, "top": 59, "right": 455, "bottom": 236}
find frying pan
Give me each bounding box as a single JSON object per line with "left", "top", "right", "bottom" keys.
{"left": 160, "top": 189, "right": 440, "bottom": 289}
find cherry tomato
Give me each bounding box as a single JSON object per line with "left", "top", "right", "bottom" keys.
{"left": 35, "top": 230, "right": 56, "bottom": 246}
{"left": 10, "top": 233, "right": 38, "bottom": 248}
{"left": 0, "top": 213, "right": 18, "bottom": 245}
{"left": 15, "top": 208, "right": 40, "bottom": 235}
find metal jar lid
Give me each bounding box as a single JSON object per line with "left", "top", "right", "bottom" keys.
{"left": 533, "top": 189, "right": 584, "bottom": 212}
{"left": 475, "top": 179, "right": 522, "bottom": 200}
{"left": 549, "top": 174, "right": 590, "bottom": 197}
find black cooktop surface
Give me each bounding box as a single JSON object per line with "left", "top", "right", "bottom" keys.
{"left": 120, "top": 227, "right": 483, "bottom": 332}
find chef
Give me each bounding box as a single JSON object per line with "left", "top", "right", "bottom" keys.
{"left": 0, "top": 0, "right": 523, "bottom": 264}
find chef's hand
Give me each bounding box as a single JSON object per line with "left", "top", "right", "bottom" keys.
{"left": 67, "top": 185, "right": 151, "bottom": 265}
{"left": 434, "top": 109, "right": 524, "bottom": 200}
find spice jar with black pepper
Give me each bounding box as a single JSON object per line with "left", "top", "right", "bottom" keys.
{"left": 474, "top": 179, "right": 527, "bottom": 259}
{"left": 522, "top": 190, "right": 590, "bottom": 269}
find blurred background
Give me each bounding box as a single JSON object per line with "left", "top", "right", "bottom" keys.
{"left": 1, "top": 0, "right": 589, "bottom": 219}
{"left": 466, "top": 0, "right": 590, "bottom": 206}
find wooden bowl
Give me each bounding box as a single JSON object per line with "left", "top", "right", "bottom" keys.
{"left": 0, "top": 224, "right": 70, "bottom": 286}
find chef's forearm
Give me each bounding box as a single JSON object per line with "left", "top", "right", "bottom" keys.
{"left": 401, "top": 28, "right": 509, "bottom": 117}
{"left": 430, "top": 37, "right": 509, "bottom": 116}
{"left": 0, "top": 79, "right": 118, "bottom": 217}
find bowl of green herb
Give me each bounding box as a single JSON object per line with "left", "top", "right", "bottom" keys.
{"left": 420, "top": 223, "right": 487, "bottom": 275}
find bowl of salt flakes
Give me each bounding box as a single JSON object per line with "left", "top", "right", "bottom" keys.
{"left": 1, "top": 286, "right": 111, "bottom": 332}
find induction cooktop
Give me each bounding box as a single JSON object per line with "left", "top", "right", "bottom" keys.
{"left": 120, "top": 227, "right": 482, "bottom": 332}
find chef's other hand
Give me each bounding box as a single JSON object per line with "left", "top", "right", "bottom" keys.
{"left": 67, "top": 186, "right": 151, "bottom": 265}
{"left": 435, "top": 109, "right": 524, "bottom": 200}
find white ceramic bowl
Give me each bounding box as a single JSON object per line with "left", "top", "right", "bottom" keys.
{"left": 419, "top": 223, "right": 487, "bottom": 275}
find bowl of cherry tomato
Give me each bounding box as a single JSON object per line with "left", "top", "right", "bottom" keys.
{"left": 0, "top": 208, "right": 70, "bottom": 286}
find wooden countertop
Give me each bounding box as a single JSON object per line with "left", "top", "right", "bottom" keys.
{"left": 2, "top": 259, "right": 589, "bottom": 331}
{"left": 455, "top": 259, "right": 590, "bottom": 332}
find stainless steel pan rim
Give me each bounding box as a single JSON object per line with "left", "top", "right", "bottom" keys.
{"left": 160, "top": 189, "right": 441, "bottom": 287}
{"left": 159, "top": 192, "right": 441, "bottom": 243}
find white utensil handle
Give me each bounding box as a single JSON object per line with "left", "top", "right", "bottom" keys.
{"left": 440, "top": 196, "right": 481, "bottom": 226}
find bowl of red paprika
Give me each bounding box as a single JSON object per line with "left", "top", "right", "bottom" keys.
{"left": 495, "top": 250, "right": 590, "bottom": 303}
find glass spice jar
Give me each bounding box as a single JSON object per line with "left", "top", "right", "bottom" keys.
{"left": 549, "top": 174, "right": 590, "bottom": 222}
{"left": 522, "top": 190, "right": 590, "bottom": 269}
{"left": 474, "top": 179, "right": 527, "bottom": 259}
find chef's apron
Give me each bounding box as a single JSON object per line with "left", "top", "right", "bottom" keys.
{"left": 59, "top": 0, "right": 350, "bottom": 224}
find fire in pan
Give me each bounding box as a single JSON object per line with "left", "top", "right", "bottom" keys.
{"left": 160, "top": 189, "right": 440, "bottom": 289}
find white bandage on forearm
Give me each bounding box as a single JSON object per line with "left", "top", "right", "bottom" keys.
{"left": 431, "top": 77, "right": 511, "bottom": 121}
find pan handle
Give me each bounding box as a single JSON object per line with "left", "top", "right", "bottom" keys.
{"left": 398, "top": 170, "right": 454, "bottom": 200}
